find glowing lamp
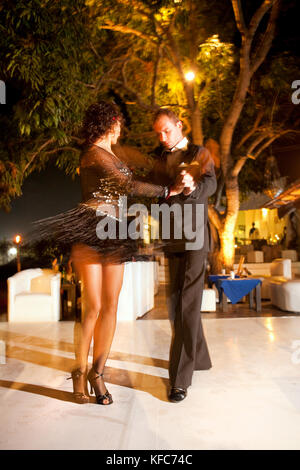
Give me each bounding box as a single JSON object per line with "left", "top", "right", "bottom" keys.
{"left": 13, "top": 234, "right": 22, "bottom": 272}
{"left": 185, "top": 71, "right": 195, "bottom": 82}
{"left": 14, "top": 235, "right": 22, "bottom": 244}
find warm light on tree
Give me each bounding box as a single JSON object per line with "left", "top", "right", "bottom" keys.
{"left": 221, "top": 234, "right": 235, "bottom": 267}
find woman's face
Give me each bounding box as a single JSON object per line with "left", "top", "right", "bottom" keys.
{"left": 111, "top": 120, "right": 121, "bottom": 144}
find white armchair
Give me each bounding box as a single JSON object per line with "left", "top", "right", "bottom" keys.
{"left": 270, "top": 279, "right": 300, "bottom": 313}
{"left": 250, "top": 258, "right": 292, "bottom": 299}
{"left": 7, "top": 268, "right": 61, "bottom": 322}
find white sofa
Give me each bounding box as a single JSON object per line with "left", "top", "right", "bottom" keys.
{"left": 7, "top": 268, "right": 61, "bottom": 322}
{"left": 117, "top": 261, "right": 156, "bottom": 320}
{"left": 270, "top": 279, "right": 300, "bottom": 313}
{"left": 245, "top": 258, "right": 292, "bottom": 300}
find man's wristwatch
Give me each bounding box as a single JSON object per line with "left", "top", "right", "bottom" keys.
{"left": 164, "top": 186, "right": 171, "bottom": 200}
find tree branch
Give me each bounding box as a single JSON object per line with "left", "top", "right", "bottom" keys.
{"left": 151, "top": 43, "right": 163, "bottom": 107}
{"left": 121, "top": 58, "right": 130, "bottom": 87}
{"left": 235, "top": 108, "right": 264, "bottom": 149}
{"left": 22, "top": 138, "right": 55, "bottom": 175}
{"left": 70, "top": 135, "right": 84, "bottom": 144}
{"left": 247, "top": 131, "right": 272, "bottom": 154}
{"left": 252, "top": 129, "right": 300, "bottom": 159}
{"left": 89, "top": 41, "right": 101, "bottom": 61}
{"left": 208, "top": 204, "right": 223, "bottom": 232}
{"left": 43, "top": 146, "right": 80, "bottom": 156}
{"left": 250, "top": 0, "right": 281, "bottom": 75}
{"left": 107, "top": 0, "right": 166, "bottom": 40}
{"left": 99, "top": 23, "right": 158, "bottom": 45}
{"left": 232, "top": 156, "right": 248, "bottom": 177}
{"left": 93, "top": 56, "right": 128, "bottom": 93}
{"left": 75, "top": 80, "right": 95, "bottom": 89}
{"left": 214, "top": 178, "right": 225, "bottom": 209}
{"left": 102, "top": 78, "right": 155, "bottom": 111}
{"left": 248, "top": 0, "right": 274, "bottom": 41}
{"left": 220, "top": 0, "right": 281, "bottom": 168}
{"left": 114, "top": 0, "right": 154, "bottom": 22}
{"left": 232, "top": 0, "right": 247, "bottom": 35}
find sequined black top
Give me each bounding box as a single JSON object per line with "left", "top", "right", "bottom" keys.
{"left": 80, "top": 145, "right": 165, "bottom": 202}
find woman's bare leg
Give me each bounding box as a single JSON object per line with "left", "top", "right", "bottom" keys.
{"left": 91, "top": 263, "right": 124, "bottom": 398}
{"left": 77, "top": 263, "right": 102, "bottom": 370}
{"left": 71, "top": 244, "right": 124, "bottom": 402}
{"left": 71, "top": 245, "right": 103, "bottom": 397}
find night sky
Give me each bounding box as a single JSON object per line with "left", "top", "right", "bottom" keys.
{"left": 0, "top": 165, "right": 81, "bottom": 240}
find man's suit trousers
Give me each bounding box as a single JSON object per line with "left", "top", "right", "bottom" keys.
{"left": 166, "top": 250, "right": 212, "bottom": 388}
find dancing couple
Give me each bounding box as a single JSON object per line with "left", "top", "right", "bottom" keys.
{"left": 67, "top": 101, "right": 216, "bottom": 405}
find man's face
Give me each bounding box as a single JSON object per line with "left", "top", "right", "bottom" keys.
{"left": 153, "top": 115, "right": 183, "bottom": 150}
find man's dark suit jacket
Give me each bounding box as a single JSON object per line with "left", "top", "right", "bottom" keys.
{"left": 152, "top": 142, "right": 217, "bottom": 253}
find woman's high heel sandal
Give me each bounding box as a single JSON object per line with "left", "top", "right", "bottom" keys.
{"left": 87, "top": 367, "right": 113, "bottom": 405}
{"left": 67, "top": 368, "right": 90, "bottom": 404}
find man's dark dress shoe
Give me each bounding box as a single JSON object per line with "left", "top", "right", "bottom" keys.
{"left": 169, "top": 387, "right": 187, "bottom": 403}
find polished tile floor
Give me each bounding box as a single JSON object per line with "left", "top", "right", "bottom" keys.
{"left": 1, "top": 312, "right": 300, "bottom": 450}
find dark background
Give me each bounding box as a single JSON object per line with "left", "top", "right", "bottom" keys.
{"left": 0, "top": 165, "right": 81, "bottom": 241}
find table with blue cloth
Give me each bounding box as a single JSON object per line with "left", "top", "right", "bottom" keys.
{"left": 208, "top": 275, "right": 262, "bottom": 312}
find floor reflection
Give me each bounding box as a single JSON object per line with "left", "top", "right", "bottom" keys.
{"left": 0, "top": 329, "right": 170, "bottom": 402}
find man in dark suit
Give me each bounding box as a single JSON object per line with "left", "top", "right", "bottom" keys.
{"left": 152, "top": 108, "right": 217, "bottom": 402}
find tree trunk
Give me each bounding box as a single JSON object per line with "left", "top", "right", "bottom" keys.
{"left": 207, "top": 222, "right": 222, "bottom": 274}
{"left": 220, "top": 172, "right": 240, "bottom": 269}
{"left": 191, "top": 108, "right": 203, "bottom": 145}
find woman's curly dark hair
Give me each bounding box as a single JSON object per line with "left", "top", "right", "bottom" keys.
{"left": 81, "top": 101, "right": 124, "bottom": 144}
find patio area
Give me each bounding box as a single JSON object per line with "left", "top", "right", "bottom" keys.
{"left": 1, "top": 286, "right": 300, "bottom": 450}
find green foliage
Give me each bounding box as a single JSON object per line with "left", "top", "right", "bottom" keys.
{"left": 0, "top": 0, "right": 100, "bottom": 209}
{"left": 90, "top": 0, "right": 299, "bottom": 195}
{"left": 0, "top": 0, "right": 298, "bottom": 210}
{"left": 2, "top": 1, "right": 91, "bottom": 134}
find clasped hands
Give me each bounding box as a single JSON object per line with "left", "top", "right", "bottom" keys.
{"left": 169, "top": 170, "right": 196, "bottom": 197}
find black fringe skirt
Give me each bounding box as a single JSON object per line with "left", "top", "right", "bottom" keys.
{"left": 28, "top": 201, "right": 150, "bottom": 265}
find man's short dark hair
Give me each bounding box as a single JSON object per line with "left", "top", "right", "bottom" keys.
{"left": 153, "top": 108, "right": 180, "bottom": 125}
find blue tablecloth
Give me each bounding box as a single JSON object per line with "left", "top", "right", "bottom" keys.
{"left": 208, "top": 275, "right": 236, "bottom": 283}
{"left": 208, "top": 276, "right": 261, "bottom": 304}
